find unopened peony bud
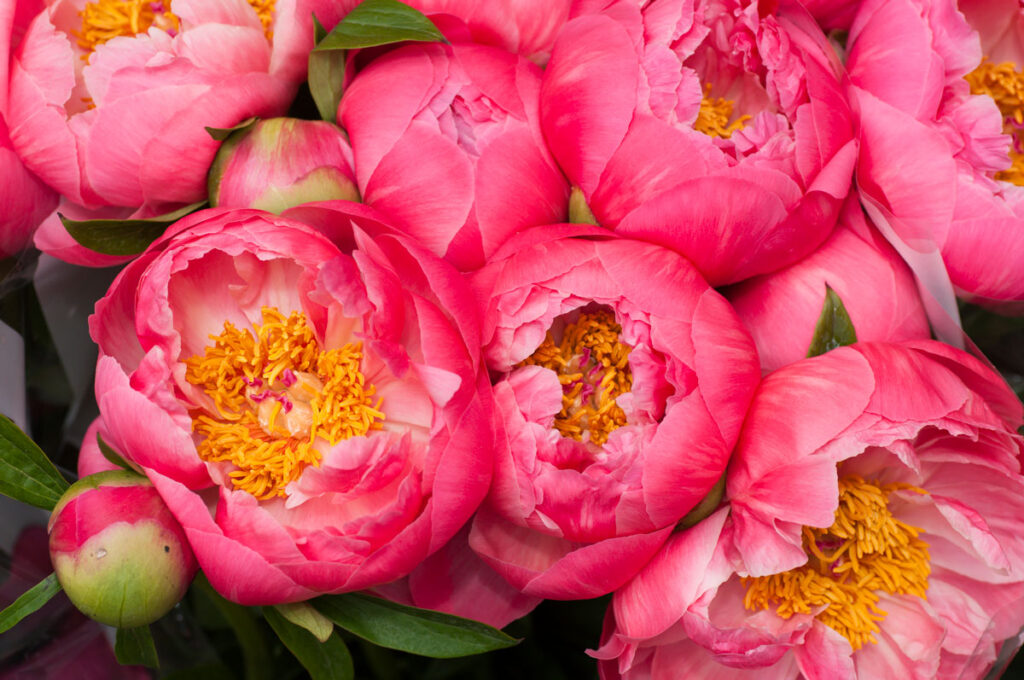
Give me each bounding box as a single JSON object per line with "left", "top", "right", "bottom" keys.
{"left": 47, "top": 470, "right": 197, "bottom": 628}
{"left": 208, "top": 118, "right": 360, "bottom": 214}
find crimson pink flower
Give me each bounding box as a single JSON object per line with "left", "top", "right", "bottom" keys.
{"left": 338, "top": 41, "right": 569, "bottom": 271}
{"left": 595, "top": 341, "right": 1024, "bottom": 680}
{"left": 0, "top": 0, "right": 57, "bottom": 257}
{"left": 848, "top": 0, "right": 1024, "bottom": 306}
{"left": 540, "top": 0, "right": 857, "bottom": 285}
{"left": 88, "top": 206, "right": 493, "bottom": 604}
{"left": 468, "top": 229, "right": 760, "bottom": 599}
{"left": 315, "top": 0, "right": 572, "bottom": 64}
{"left": 10, "top": 0, "right": 331, "bottom": 264}
{"left": 727, "top": 196, "right": 930, "bottom": 373}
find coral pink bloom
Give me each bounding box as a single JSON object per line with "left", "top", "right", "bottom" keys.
{"left": 727, "top": 196, "right": 930, "bottom": 373}
{"left": 371, "top": 524, "right": 541, "bottom": 629}
{"left": 338, "top": 41, "right": 569, "bottom": 271}
{"left": 0, "top": 0, "right": 57, "bottom": 257}
{"left": 540, "top": 0, "right": 857, "bottom": 285}
{"left": 848, "top": 0, "right": 1024, "bottom": 306}
{"left": 468, "top": 229, "right": 760, "bottom": 599}
{"left": 596, "top": 341, "right": 1024, "bottom": 679}
{"left": 7, "top": 0, "right": 323, "bottom": 215}
{"left": 89, "top": 207, "right": 492, "bottom": 605}
{"left": 315, "top": 0, "right": 572, "bottom": 64}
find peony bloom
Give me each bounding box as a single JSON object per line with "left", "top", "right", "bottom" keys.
{"left": 468, "top": 229, "right": 760, "bottom": 599}
{"left": 338, "top": 41, "right": 569, "bottom": 271}
{"left": 0, "top": 0, "right": 57, "bottom": 258}
{"left": 727, "top": 197, "right": 930, "bottom": 373}
{"left": 208, "top": 117, "right": 359, "bottom": 214}
{"left": 540, "top": 0, "right": 857, "bottom": 285}
{"left": 7, "top": 0, "right": 323, "bottom": 216}
{"left": 596, "top": 341, "right": 1024, "bottom": 679}
{"left": 314, "top": 0, "right": 572, "bottom": 65}
{"left": 48, "top": 470, "right": 197, "bottom": 628}
{"left": 89, "top": 206, "right": 493, "bottom": 604}
{"left": 848, "top": 0, "right": 1024, "bottom": 305}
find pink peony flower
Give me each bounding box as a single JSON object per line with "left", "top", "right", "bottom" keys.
{"left": 7, "top": 0, "right": 324, "bottom": 215}
{"left": 848, "top": 0, "right": 1024, "bottom": 305}
{"left": 0, "top": 0, "right": 57, "bottom": 257}
{"left": 314, "top": 0, "right": 572, "bottom": 65}
{"left": 467, "top": 229, "right": 760, "bottom": 599}
{"left": 208, "top": 117, "right": 359, "bottom": 213}
{"left": 89, "top": 206, "right": 493, "bottom": 605}
{"left": 540, "top": 0, "right": 857, "bottom": 285}
{"left": 595, "top": 341, "right": 1024, "bottom": 679}
{"left": 727, "top": 196, "right": 930, "bottom": 373}
{"left": 338, "top": 41, "right": 569, "bottom": 271}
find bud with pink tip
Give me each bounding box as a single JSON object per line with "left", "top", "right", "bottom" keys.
{"left": 209, "top": 118, "right": 360, "bottom": 214}
{"left": 48, "top": 470, "right": 197, "bottom": 628}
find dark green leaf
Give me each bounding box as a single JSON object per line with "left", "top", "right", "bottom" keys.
{"left": 314, "top": 593, "right": 519, "bottom": 659}
{"left": 0, "top": 573, "right": 62, "bottom": 634}
{"left": 96, "top": 433, "right": 135, "bottom": 472}
{"left": 313, "top": 0, "right": 445, "bottom": 51}
{"left": 309, "top": 16, "right": 348, "bottom": 123}
{"left": 806, "top": 285, "right": 858, "bottom": 358}
{"left": 60, "top": 202, "right": 205, "bottom": 256}
{"left": 205, "top": 117, "right": 259, "bottom": 141}
{"left": 0, "top": 413, "right": 68, "bottom": 510}
{"left": 116, "top": 626, "right": 160, "bottom": 668}
{"left": 264, "top": 606, "right": 353, "bottom": 680}
{"left": 194, "top": 575, "right": 272, "bottom": 680}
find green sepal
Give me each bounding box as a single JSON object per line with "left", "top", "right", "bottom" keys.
{"left": 308, "top": 16, "right": 348, "bottom": 123}
{"left": 313, "top": 593, "right": 519, "bottom": 659}
{"left": 205, "top": 117, "right": 259, "bottom": 142}
{"left": 0, "top": 413, "right": 69, "bottom": 510}
{"left": 60, "top": 202, "right": 206, "bottom": 256}
{"left": 96, "top": 433, "right": 137, "bottom": 472}
{"left": 115, "top": 625, "right": 160, "bottom": 669}
{"left": 806, "top": 285, "right": 858, "bottom": 357}
{"left": 313, "top": 0, "right": 445, "bottom": 52}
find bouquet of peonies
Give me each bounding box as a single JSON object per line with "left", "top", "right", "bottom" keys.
{"left": 1, "top": 0, "right": 1024, "bottom": 678}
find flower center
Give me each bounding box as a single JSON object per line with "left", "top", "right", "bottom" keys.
{"left": 965, "top": 59, "right": 1024, "bottom": 185}
{"left": 694, "top": 84, "right": 749, "bottom": 139}
{"left": 742, "top": 475, "right": 930, "bottom": 651}
{"left": 76, "top": 0, "right": 275, "bottom": 55}
{"left": 520, "top": 309, "right": 632, "bottom": 446}
{"left": 184, "top": 307, "right": 384, "bottom": 500}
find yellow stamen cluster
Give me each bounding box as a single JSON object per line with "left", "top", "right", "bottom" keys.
{"left": 76, "top": 0, "right": 275, "bottom": 56}
{"left": 694, "top": 84, "right": 750, "bottom": 139}
{"left": 743, "top": 475, "right": 930, "bottom": 650}
{"left": 75, "top": 0, "right": 179, "bottom": 55}
{"left": 966, "top": 59, "right": 1024, "bottom": 185}
{"left": 184, "top": 307, "right": 383, "bottom": 500}
{"left": 521, "top": 309, "right": 632, "bottom": 446}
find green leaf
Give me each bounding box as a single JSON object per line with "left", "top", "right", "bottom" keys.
{"left": 806, "top": 285, "right": 858, "bottom": 358}
{"left": 308, "top": 16, "right": 348, "bottom": 123}
{"left": 60, "top": 202, "right": 206, "bottom": 256}
{"left": 205, "top": 117, "right": 259, "bottom": 141}
{"left": 314, "top": 593, "right": 519, "bottom": 659}
{"left": 0, "top": 573, "right": 62, "bottom": 634}
{"left": 264, "top": 606, "right": 353, "bottom": 680}
{"left": 0, "top": 413, "right": 69, "bottom": 510}
{"left": 313, "top": 0, "right": 445, "bottom": 51}
{"left": 96, "top": 433, "right": 136, "bottom": 472}
{"left": 193, "top": 575, "right": 272, "bottom": 680}
{"left": 116, "top": 625, "right": 160, "bottom": 668}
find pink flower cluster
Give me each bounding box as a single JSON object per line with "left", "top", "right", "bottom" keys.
{"left": 4, "top": 0, "right": 1024, "bottom": 677}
